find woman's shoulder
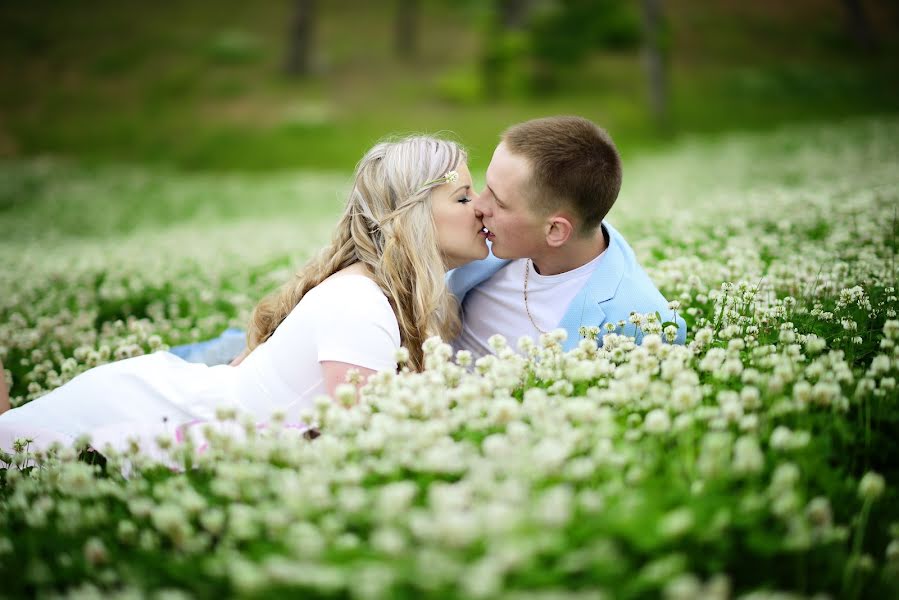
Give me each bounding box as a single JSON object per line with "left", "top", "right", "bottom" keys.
{"left": 312, "top": 272, "right": 387, "bottom": 302}
{"left": 304, "top": 273, "right": 400, "bottom": 345}
{"left": 304, "top": 271, "right": 395, "bottom": 322}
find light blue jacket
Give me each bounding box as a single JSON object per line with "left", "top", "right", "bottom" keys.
{"left": 447, "top": 222, "right": 687, "bottom": 351}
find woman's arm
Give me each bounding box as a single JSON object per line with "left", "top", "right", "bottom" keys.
{"left": 0, "top": 359, "right": 10, "bottom": 414}
{"left": 229, "top": 348, "right": 250, "bottom": 367}
{"left": 320, "top": 361, "right": 376, "bottom": 402}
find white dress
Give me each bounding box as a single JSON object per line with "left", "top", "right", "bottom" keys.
{"left": 0, "top": 275, "right": 400, "bottom": 457}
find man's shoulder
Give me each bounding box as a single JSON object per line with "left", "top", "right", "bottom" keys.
{"left": 590, "top": 222, "right": 687, "bottom": 343}
{"left": 601, "top": 223, "right": 668, "bottom": 306}
{"left": 446, "top": 251, "right": 510, "bottom": 299}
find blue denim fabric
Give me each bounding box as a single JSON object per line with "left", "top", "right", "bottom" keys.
{"left": 169, "top": 328, "right": 246, "bottom": 366}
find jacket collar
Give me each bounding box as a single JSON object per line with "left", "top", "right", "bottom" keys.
{"left": 586, "top": 222, "right": 626, "bottom": 304}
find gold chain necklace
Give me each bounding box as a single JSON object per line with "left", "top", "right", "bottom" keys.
{"left": 523, "top": 259, "right": 549, "bottom": 334}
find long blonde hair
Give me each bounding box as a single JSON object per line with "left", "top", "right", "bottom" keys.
{"left": 246, "top": 135, "right": 466, "bottom": 371}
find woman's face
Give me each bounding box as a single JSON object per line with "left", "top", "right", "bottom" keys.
{"left": 431, "top": 162, "right": 489, "bottom": 270}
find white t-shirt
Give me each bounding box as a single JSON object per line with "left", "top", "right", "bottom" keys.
{"left": 236, "top": 274, "right": 400, "bottom": 419}
{"left": 453, "top": 251, "right": 605, "bottom": 359}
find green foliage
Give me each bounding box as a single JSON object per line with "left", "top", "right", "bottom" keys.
{"left": 529, "top": 0, "right": 641, "bottom": 63}
{"left": 1, "top": 0, "right": 896, "bottom": 169}
{"left": 204, "top": 30, "right": 264, "bottom": 65}
{"left": 480, "top": 0, "right": 643, "bottom": 96}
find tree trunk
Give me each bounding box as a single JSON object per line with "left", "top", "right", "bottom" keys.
{"left": 500, "top": 0, "right": 530, "bottom": 30}
{"left": 840, "top": 0, "right": 879, "bottom": 52}
{"left": 284, "top": 0, "right": 316, "bottom": 76}
{"left": 395, "top": 0, "right": 419, "bottom": 60}
{"left": 641, "top": 0, "right": 669, "bottom": 132}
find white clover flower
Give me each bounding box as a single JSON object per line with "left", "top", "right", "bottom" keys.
{"left": 644, "top": 409, "right": 671, "bottom": 434}
{"left": 83, "top": 537, "right": 108, "bottom": 566}
{"left": 334, "top": 383, "right": 357, "bottom": 407}
{"left": 886, "top": 539, "right": 899, "bottom": 564}
{"left": 533, "top": 485, "right": 574, "bottom": 527}
{"left": 643, "top": 333, "right": 663, "bottom": 353}
{"left": 858, "top": 471, "right": 886, "bottom": 501}
{"left": 488, "top": 397, "right": 519, "bottom": 425}
{"left": 769, "top": 426, "right": 795, "bottom": 451}
{"left": 884, "top": 319, "right": 899, "bottom": 340}
{"left": 659, "top": 507, "right": 694, "bottom": 538}
{"left": 770, "top": 462, "right": 800, "bottom": 493}
{"left": 454, "top": 349, "right": 472, "bottom": 367}
{"left": 391, "top": 346, "right": 410, "bottom": 365}
{"left": 870, "top": 354, "right": 892, "bottom": 375}
{"left": 805, "top": 496, "right": 833, "bottom": 528}
{"left": 733, "top": 435, "right": 765, "bottom": 474}
{"left": 487, "top": 334, "right": 507, "bottom": 353}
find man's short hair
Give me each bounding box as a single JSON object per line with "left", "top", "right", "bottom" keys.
{"left": 503, "top": 116, "right": 622, "bottom": 231}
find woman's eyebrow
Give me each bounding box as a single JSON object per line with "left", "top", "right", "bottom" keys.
{"left": 452, "top": 184, "right": 470, "bottom": 195}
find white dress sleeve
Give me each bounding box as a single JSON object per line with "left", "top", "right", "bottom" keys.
{"left": 312, "top": 277, "right": 401, "bottom": 372}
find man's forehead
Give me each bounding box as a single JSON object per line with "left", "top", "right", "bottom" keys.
{"left": 487, "top": 143, "right": 530, "bottom": 188}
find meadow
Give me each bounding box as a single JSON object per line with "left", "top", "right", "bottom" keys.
{"left": 3, "top": 0, "right": 897, "bottom": 172}
{"left": 1, "top": 115, "right": 899, "bottom": 598}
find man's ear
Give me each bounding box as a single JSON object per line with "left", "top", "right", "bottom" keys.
{"left": 545, "top": 216, "right": 573, "bottom": 247}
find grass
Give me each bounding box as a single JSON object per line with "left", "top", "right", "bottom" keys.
{"left": 1, "top": 0, "right": 898, "bottom": 173}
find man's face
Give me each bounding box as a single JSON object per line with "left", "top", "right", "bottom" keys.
{"left": 474, "top": 142, "right": 545, "bottom": 260}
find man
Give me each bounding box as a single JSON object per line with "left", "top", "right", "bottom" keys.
{"left": 449, "top": 115, "right": 685, "bottom": 358}
{"left": 172, "top": 115, "right": 685, "bottom": 365}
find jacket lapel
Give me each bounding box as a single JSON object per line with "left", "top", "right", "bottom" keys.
{"left": 446, "top": 246, "right": 510, "bottom": 302}
{"left": 557, "top": 223, "right": 626, "bottom": 350}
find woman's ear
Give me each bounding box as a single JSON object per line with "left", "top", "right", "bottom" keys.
{"left": 545, "top": 216, "right": 573, "bottom": 247}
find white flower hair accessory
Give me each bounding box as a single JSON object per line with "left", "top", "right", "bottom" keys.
{"left": 418, "top": 170, "right": 459, "bottom": 192}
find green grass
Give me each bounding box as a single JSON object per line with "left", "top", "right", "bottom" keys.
{"left": 1, "top": 0, "right": 898, "bottom": 173}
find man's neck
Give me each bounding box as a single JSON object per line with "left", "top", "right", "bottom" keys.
{"left": 530, "top": 225, "right": 608, "bottom": 276}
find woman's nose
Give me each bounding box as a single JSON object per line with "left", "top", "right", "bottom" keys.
{"left": 472, "top": 191, "right": 490, "bottom": 217}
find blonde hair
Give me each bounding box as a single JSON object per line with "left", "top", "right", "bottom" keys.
{"left": 246, "top": 135, "right": 466, "bottom": 371}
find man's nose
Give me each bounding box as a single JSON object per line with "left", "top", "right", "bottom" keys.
{"left": 473, "top": 191, "right": 491, "bottom": 217}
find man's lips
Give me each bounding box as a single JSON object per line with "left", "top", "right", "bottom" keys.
{"left": 480, "top": 226, "right": 495, "bottom": 241}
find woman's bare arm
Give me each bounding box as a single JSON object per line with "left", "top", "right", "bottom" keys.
{"left": 320, "top": 361, "right": 376, "bottom": 402}
{"left": 229, "top": 348, "right": 250, "bottom": 367}
{"left": 0, "top": 358, "right": 10, "bottom": 414}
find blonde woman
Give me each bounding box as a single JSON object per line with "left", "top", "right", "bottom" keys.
{"left": 0, "top": 136, "right": 488, "bottom": 453}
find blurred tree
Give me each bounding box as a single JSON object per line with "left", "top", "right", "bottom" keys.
{"left": 641, "top": 0, "right": 669, "bottom": 131}
{"left": 480, "top": 0, "right": 534, "bottom": 99}
{"left": 499, "top": 0, "right": 533, "bottom": 28}
{"left": 284, "top": 0, "right": 316, "bottom": 76}
{"left": 395, "top": 0, "right": 420, "bottom": 60}
{"left": 523, "top": 0, "right": 641, "bottom": 92}
{"left": 840, "top": 0, "right": 879, "bottom": 52}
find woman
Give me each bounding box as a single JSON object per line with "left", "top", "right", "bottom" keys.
{"left": 0, "top": 135, "right": 488, "bottom": 455}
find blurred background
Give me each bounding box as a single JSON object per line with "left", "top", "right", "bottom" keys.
{"left": 1, "top": 0, "right": 897, "bottom": 174}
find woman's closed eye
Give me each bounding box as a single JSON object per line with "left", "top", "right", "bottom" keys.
{"left": 458, "top": 195, "right": 473, "bottom": 204}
